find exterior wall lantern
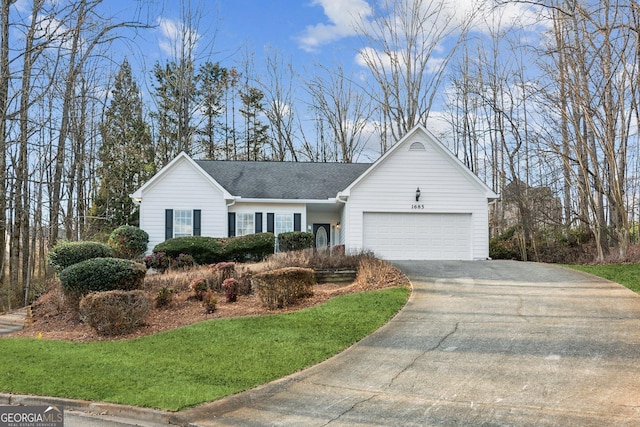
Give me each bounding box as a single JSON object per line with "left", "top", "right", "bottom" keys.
{"left": 415, "top": 187, "right": 421, "bottom": 202}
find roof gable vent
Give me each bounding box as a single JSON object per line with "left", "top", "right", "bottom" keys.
{"left": 409, "top": 141, "right": 426, "bottom": 150}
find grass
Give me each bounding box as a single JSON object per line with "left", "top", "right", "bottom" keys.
{"left": 565, "top": 263, "right": 640, "bottom": 294}
{"left": 0, "top": 286, "right": 408, "bottom": 411}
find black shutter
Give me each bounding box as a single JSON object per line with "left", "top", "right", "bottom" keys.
{"left": 165, "top": 209, "right": 173, "bottom": 240}
{"left": 255, "top": 213, "right": 263, "bottom": 233}
{"left": 228, "top": 213, "right": 236, "bottom": 237}
{"left": 294, "top": 213, "right": 301, "bottom": 232}
{"left": 193, "top": 210, "right": 201, "bottom": 236}
{"left": 267, "top": 213, "right": 274, "bottom": 233}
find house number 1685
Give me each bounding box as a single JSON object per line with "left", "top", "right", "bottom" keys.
{"left": 411, "top": 204, "right": 424, "bottom": 209}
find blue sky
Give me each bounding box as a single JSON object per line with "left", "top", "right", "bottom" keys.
{"left": 93, "top": 0, "right": 544, "bottom": 160}
{"left": 132, "top": 0, "right": 373, "bottom": 75}
{"left": 10, "top": 0, "right": 546, "bottom": 160}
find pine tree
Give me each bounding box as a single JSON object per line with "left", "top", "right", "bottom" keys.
{"left": 151, "top": 59, "right": 199, "bottom": 164}
{"left": 239, "top": 86, "right": 270, "bottom": 160}
{"left": 198, "top": 61, "right": 228, "bottom": 159}
{"left": 92, "top": 59, "right": 155, "bottom": 230}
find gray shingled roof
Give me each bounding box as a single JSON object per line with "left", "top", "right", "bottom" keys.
{"left": 194, "top": 160, "right": 372, "bottom": 199}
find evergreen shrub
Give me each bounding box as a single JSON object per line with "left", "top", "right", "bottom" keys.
{"left": 153, "top": 233, "right": 275, "bottom": 265}
{"left": 59, "top": 257, "right": 146, "bottom": 297}
{"left": 224, "top": 233, "right": 275, "bottom": 261}
{"left": 278, "top": 231, "right": 314, "bottom": 252}
{"left": 108, "top": 225, "right": 149, "bottom": 259}
{"left": 153, "top": 236, "right": 224, "bottom": 264}
{"left": 48, "top": 241, "right": 113, "bottom": 273}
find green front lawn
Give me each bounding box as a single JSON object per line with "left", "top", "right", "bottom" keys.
{"left": 0, "top": 287, "right": 408, "bottom": 411}
{"left": 565, "top": 263, "right": 640, "bottom": 294}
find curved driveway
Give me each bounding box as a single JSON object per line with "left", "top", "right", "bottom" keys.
{"left": 179, "top": 261, "right": 640, "bottom": 426}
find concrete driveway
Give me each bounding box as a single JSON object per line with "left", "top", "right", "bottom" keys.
{"left": 177, "top": 260, "right": 640, "bottom": 426}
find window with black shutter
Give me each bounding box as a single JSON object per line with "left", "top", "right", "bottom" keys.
{"left": 193, "top": 210, "right": 201, "bottom": 236}
{"left": 255, "top": 213, "right": 263, "bottom": 233}
{"left": 228, "top": 212, "right": 236, "bottom": 237}
{"left": 267, "top": 213, "right": 274, "bottom": 233}
{"left": 165, "top": 209, "right": 173, "bottom": 240}
{"left": 294, "top": 213, "right": 301, "bottom": 231}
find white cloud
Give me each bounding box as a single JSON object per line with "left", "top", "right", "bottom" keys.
{"left": 297, "top": 0, "right": 372, "bottom": 52}
{"left": 156, "top": 16, "right": 201, "bottom": 59}
{"left": 299, "top": 0, "right": 548, "bottom": 54}
{"left": 467, "top": 0, "right": 551, "bottom": 34}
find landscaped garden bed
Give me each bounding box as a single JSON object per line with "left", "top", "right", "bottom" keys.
{"left": 9, "top": 247, "right": 409, "bottom": 342}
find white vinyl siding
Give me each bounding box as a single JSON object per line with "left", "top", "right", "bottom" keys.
{"left": 174, "top": 210, "right": 193, "bottom": 237}
{"left": 138, "top": 156, "right": 228, "bottom": 252}
{"left": 342, "top": 128, "right": 491, "bottom": 260}
{"left": 236, "top": 213, "right": 254, "bottom": 236}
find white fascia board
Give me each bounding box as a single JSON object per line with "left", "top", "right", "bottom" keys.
{"left": 420, "top": 126, "right": 500, "bottom": 200}
{"left": 336, "top": 191, "right": 349, "bottom": 201}
{"left": 233, "top": 197, "right": 339, "bottom": 204}
{"left": 341, "top": 125, "right": 499, "bottom": 200}
{"left": 131, "top": 152, "right": 234, "bottom": 201}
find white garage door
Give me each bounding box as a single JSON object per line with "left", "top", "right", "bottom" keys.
{"left": 363, "top": 213, "right": 472, "bottom": 260}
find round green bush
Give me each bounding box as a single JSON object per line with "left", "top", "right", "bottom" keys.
{"left": 59, "top": 257, "right": 147, "bottom": 296}
{"left": 153, "top": 236, "right": 224, "bottom": 264}
{"left": 224, "top": 233, "right": 275, "bottom": 261}
{"left": 47, "top": 241, "right": 114, "bottom": 273}
{"left": 108, "top": 225, "right": 149, "bottom": 259}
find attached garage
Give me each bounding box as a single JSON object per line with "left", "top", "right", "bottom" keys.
{"left": 363, "top": 212, "right": 473, "bottom": 260}
{"left": 134, "top": 125, "right": 498, "bottom": 260}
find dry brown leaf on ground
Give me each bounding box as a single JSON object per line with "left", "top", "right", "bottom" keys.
{"left": 9, "top": 262, "right": 410, "bottom": 342}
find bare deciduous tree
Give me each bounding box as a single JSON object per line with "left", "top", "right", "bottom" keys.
{"left": 305, "top": 64, "right": 373, "bottom": 163}
{"left": 355, "top": 0, "right": 477, "bottom": 142}
{"left": 261, "top": 47, "right": 298, "bottom": 161}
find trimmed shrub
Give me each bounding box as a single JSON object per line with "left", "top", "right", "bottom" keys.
{"left": 278, "top": 231, "right": 314, "bottom": 252}
{"left": 224, "top": 233, "right": 275, "bottom": 262}
{"left": 222, "top": 278, "right": 239, "bottom": 303}
{"left": 252, "top": 267, "right": 315, "bottom": 309}
{"left": 154, "top": 233, "right": 274, "bottom": 264}
{"left": 48, "top": 241, "right": 113, "bottom": 273}
{"left": 143, "top": 252, "right": 171, "bottom": 273}
{"left": 188, "top": 277, "right": 209, "bottom": 301}
{"left": 154, "top": 236, "right": 224, "bottom": 264}
{"left": 202, "top": 290, "right": 217, "bottom": 313}
{"left": 59, "top": 257, "right": 147, "bottom": 297}
{"left": 79, "top": 290, "right": 151, "bottom": 336}
{"left": 237, "top": 269, "right": 253, "bottom": 296}
{"left": 108, "top": 225, "right": 149, "bottom": 259}
{"left": 155, "top": 286, "right": 174, "bottom": 308}
{"left": 172, "top": 253, "right": 196, "bottom": 270}
{"left": 266, "top": 248, "right": 371, "bottom": 271}
{"left": 209, "top": 262, "right": 236, "bottom": 291}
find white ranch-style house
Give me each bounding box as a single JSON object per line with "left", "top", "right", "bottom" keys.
{"left": 131, "top": 126, "right": 499, "bottom": 260}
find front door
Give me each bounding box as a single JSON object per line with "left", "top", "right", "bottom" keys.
{"left": 313, "top": 224, "right": 330, "bottom": 249}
